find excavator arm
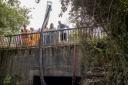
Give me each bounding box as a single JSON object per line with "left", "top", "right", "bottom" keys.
{"left": 39, "top": 1, "right": 52, "bottom": 85}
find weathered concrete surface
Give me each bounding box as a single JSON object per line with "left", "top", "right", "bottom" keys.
{"left": 0, "top": 46, "right": 81, "bottom": 84}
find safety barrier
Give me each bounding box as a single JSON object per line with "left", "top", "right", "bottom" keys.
{"left": 0, "top": 27, "right": 106, "bottom": 48}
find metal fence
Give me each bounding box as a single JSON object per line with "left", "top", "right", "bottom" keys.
{"left": 0, "top": 27, "right": 106, "bottom": 48}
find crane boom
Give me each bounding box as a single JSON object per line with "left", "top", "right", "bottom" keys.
{"left": 39, "top": 1, "right": 52, "bottom": 85}
{"left": 42, "top": 1, "right": 52, "bottom": 30}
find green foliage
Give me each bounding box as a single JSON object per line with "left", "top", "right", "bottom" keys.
{"left": 3, "top": 74, "right": 22, "bottom": 85}
{"left": 0, "top": 0, "right": 29, "bottom": 35}
{"left": 61, "top": 0, "right": 128, "bottom": 84}
{"left": 68, "top": 30, "right": 80, "bottom": 43}
{"left": 3, "top": 75, "right": 12, "bottom": 85}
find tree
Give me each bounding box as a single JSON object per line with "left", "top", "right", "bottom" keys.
{"left": 0, "top": 0, "right": 30, "bottom": 35}
{"left": 60, "top": 0, "right": 128, "bottom": 85}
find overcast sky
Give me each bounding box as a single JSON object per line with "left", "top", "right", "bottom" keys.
{"left": 20, "top": 0, "right": 70, "bottom": 29}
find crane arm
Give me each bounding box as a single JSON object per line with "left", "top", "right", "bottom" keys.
{"left": 39, "top": 1, "right": 52, "bottom": 85}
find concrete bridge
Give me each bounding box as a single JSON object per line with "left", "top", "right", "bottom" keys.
{"left": 0, "top": 28, "right": 104, "bottom": 85}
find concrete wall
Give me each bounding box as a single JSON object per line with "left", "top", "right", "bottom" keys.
{"left": 0, "top": 46, "right": 81, "bottom": 84}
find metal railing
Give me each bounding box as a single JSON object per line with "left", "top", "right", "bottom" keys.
{"left": 0, "top": 27, "right": 106, "bottom": 48}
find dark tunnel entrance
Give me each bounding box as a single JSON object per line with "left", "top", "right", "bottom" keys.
{"left": 33, "top": 76, "right": 81, "bottom": 85}
{"left": 33, "top": 76, "right": 41, "bottom": 85}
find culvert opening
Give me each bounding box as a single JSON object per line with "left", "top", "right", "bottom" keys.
{"left": 33, "top": 76, "right": 41, "bottom": 85}
{"left": 33, "top": 76, "right": 81, "bottom": 85}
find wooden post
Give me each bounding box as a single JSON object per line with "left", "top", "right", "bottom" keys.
{"left": 72, "top": 45, "right": 77, "bottom": 85}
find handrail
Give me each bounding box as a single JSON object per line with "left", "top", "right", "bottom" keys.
{"left": 0, "top": 27, "right": 83, "bottom": 37}
{"left": 0, "top": 26, "right": 103, "bottom": 37}
{"left": 0, "top": 27, "right": 106, "bottom": 48}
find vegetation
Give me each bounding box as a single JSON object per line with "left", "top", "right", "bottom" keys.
{"left": 0, "top": 0, "right": 29, "bottom": 35}
{"left": 3, "top": 74, "right": 21, "bottom": 85}
{"left": 0, "top": 0, "right": 128, "bottom": 84}
{"left": 61, "top": 0, "right": 128, "bottom": 85}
